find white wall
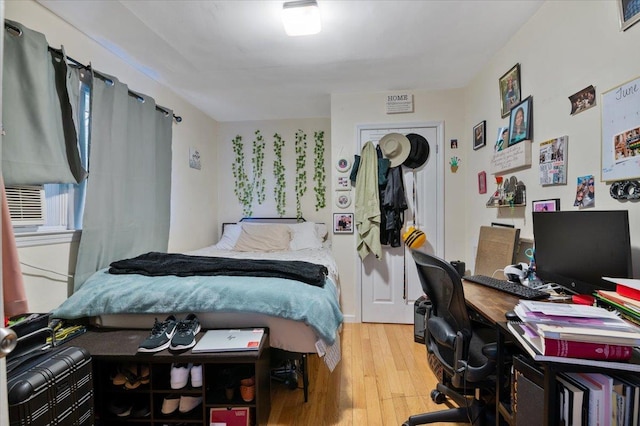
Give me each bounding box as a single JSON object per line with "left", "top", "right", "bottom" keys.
{"left": 463, "top": 0, "right": 640, "bottom": 277}
{"left": 216, "top": 118, "right": 332, "bottom": 227}
{"left": 7, "top": 1, "right": 220, "bottom": 311}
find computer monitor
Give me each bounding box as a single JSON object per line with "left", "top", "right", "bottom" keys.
{"left": 532, "top": 210, "right": 633, "bottom": 295}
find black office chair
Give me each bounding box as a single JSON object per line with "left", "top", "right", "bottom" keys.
{"left": 403, "top": 250, "right": 499, "bottom": 426}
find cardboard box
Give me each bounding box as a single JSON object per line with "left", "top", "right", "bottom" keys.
{"left": 210, "top": 407, "right": 250, "bottom": 426}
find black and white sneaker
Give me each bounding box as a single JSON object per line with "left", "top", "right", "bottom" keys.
{"left": 169, "top": 313, "right": 201, "bottom": 351}
{"left": 137, "top": 315, "right": 178, "bottom": 353}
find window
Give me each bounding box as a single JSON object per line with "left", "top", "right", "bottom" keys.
{"left": 12, "top": 71, "right": 90, "bottom": 235}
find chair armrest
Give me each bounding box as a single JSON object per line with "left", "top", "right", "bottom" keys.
{"left": 427, "top": 317, "right": 457, "bottom": 350}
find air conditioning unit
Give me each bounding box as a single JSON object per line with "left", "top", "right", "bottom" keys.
{"left": 5, "top": 185, "right": 46, "bottom": 226}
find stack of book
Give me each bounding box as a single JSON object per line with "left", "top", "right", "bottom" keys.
{"left": 508, "top": 300, "right": 640, "bottom": 363}
{"left": 595, "top": 278, "right": 640, "bottom": 326}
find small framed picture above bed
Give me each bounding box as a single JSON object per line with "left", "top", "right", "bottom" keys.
{"left": 333, "top": 213, "right": 354, "bottom": 234}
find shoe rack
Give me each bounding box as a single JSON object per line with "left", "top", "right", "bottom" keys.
{"left": 67, "top": 328, "right": 271, "bottom": 426}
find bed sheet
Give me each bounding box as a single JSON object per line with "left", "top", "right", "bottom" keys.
{"left": 51, "top": 247, "right": 343, "bottom": 351}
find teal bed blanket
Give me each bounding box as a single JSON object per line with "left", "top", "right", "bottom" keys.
{"left": 52, "top": 267, "right": 343, "bottom": 345}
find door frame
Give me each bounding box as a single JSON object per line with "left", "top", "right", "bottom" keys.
{"left": 353, "top": 121, "right": 445, "bottom": 323}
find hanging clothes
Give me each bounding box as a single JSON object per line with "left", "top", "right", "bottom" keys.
{"left": 355, "top": 142, "right": 382, "bottom": 260}
{"left": 380, "top": 166, "right": 407, "bottom": 247}
{"left": 1, "top": 178, "right": 29, "bottom": 316}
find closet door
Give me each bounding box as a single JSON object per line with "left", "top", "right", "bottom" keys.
{"left": 357, "top": 123, "right": 443, "bottom": 324}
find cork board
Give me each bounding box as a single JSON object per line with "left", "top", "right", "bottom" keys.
{"left": 474, "top": 226, "right": 520, "bottom": 277}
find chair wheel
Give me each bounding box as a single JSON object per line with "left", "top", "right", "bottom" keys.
{"left": 430, "top": 389, "right": 447, "bottom": 404}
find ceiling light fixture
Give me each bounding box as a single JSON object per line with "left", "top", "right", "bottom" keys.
{"left": 282, "top": 0, "right": 321, "bottom": 36}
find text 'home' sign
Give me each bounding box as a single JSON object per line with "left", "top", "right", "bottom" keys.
{"left": 386, "top": 93, "right": 414, "bottom": 114}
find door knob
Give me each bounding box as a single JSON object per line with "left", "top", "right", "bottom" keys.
{"left": 0, "top": 327, "right": 18, "bottom": 358}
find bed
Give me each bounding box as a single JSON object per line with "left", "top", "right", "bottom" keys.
{"left": 51, "top": 219, "right": 343, "bottom": 400}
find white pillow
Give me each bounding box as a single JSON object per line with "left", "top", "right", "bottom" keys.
{"left": 213, "top": 224, "right": 242, "bottom": 250}
{"left": 289, "top": 222, "right": 323, "bottom": 251}
{"left": 234, "top": 224, "right": 291, "bottom": 252}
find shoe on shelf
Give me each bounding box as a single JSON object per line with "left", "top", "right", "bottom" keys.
{"left": 240, "top": 375, "right": 255, "bottom": 386}
{"left": 190, "top": 363, "right": 203, "bottom": 388}
{"left": 178, "top": 395, "right": 203, "bottom": 414}
{"left": 130, "top": 399, "right": 151, "bottom": 418}
{"left": 170, "top": 363, "right": 193, "bottom": 389}
{"left": 240, "top": 384, "right": 255, "bottom": 402}
{"left": 160, "top": 394, "right": 180, "bottom": 416}
{"left": 108, "top": 397, "right": 132, "bottom": 417}
{"left": 137, "top": 315, "right": 178, "bottom": 353}
{"left": 169, "top": 313, "right": 201, "bottom": 351}
{"left": 123, "top": 364, "right": 150, "bottom": 389}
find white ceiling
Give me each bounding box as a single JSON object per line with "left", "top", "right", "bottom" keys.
{"left": 38, "top": 0, "right": 544, "bottom": 122}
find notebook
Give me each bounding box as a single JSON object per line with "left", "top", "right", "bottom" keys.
{"left": 192, "top": 328, "right": 265, "bottom": 353}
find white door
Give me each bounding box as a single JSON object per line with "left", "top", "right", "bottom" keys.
{"left": 358, "top": 123, "right": 443, "bottom": 323}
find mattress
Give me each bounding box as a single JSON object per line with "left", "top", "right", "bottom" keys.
{"left": 53, "top": 246, "right": 343, "bottom": 356}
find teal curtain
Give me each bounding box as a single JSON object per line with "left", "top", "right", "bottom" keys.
{"left": 73, "top": 73, "right": 172, "bottom": 291}
{"left": 2, "top": 20, "right": 86, "bottom": 185}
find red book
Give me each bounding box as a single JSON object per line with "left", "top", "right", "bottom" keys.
{"left": 527, "top": 334, "right": 633, "bottom": 360}
{"left": 616, "top": 284, "right": 640, "bottom": 302}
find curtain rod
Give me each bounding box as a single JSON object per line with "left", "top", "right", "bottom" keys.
{"left": 4, "top": 20, "right": 182, "bottom": 123}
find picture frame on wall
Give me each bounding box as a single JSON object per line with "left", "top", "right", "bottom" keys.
{"left": 532, "top": 199, "right": 560, "bottom": 212}
{"left": 508, "top": 96, "right": 533, "bottom": 146}
{"left": 618, "top": 0, "right": 640, "bottom": 31}
{"left": 478, "top": 171, "right": 487, "bottom": 194}
{"left": 473, "top": 120, "right": 486, "bottom": 150}
{"left": 499, "top": 63, "right": 521, "bottom": 118}
{"left": 333, "top": 213, "right": 354, "bottom": 234}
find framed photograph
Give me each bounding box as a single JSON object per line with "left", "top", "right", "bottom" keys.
{"left": 335, "top": 192, "right": 352, "bottom": 209}
{"left": 532, "top": 199, "right": 560, "bottom": 212}
{"left": 478, "top": 171, "right": 487, "bottom": 194}
{"left": 569, "top": 85, "right": 596, "bottom": 115}
{"left": 495, "top": 126, "right": 509, "bottom": 152}
{"left": 499, "top": 63, "right": 521, "bottom": 118}
{"left": 473, "top": 120, "right": 486, "bottom": 150}
{"left": 619, "top": 0, "right": 640, "bottom": 31}
{"left": 508, "top": 96, "right": 533, "bottom": 146}
{"left": 336, "top": 157, "right": 351, "bottom": 173}
{"left": 333, "top": 213, "right": 354, "bottom": 234}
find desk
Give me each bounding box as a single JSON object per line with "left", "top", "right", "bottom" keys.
{"left": 462, "top": 279, "right": 520, "bottom": 324}
{"left": 462, "top": 279, "right": 519, "bottom": 425}
{"left": 463, "top": 279, "right": 640, "bottom": 425}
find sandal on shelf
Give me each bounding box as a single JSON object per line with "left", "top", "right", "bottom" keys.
{"left": 124, "top": 364, "right": 151, "bottom": 389}
{"left": 112, "top": 364, "right": 150, "bottom": 389}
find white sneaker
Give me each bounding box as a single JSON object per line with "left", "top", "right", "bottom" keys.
{"left": 170, "top": 363, "right": 192, "bottom": 389}
{"left": 190, "top": 363, "right": 203, "bottom": 388}
{"left": 179, "top": 395, "right": 203, "bottom": 413}
{"left": 160, "top": 394, "right": 180, "bottom": 415}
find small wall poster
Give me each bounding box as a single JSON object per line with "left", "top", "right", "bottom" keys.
{"left": 539, "top": 136, "right": 567, "bottom": 185}
{"left": 189, "top": 147, "right": 201, "bottom": 170}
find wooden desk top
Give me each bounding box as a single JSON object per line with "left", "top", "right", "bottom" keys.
{"left": 462, "top": 279, "right": 520, "bottom": 325}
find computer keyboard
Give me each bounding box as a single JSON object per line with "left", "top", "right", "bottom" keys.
{"left": 462, "top": 274, "right": 549, "bottom": 300}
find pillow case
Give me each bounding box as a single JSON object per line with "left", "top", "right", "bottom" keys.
{"left": 213, "top": 224, "right": 242, "bottom": 250}
{"left": 234, "top": 223, "right": 291, "bottom": 252}
{"left": 289, "top": 222, "right": 323, "bottom": 250}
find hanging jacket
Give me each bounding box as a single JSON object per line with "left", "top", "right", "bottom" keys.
{"left": 380, "top": 166, "right": 407, "bottom": 247}
{"left": 355, "top": 142, "right": 382, "bottom": 260}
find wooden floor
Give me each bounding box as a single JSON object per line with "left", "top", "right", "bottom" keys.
{"left": 268, "top": 323, "right": 468, "bottom": 426}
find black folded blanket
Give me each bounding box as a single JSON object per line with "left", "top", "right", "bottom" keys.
{"left": 109, "top": 252, "right": 328, "bottom": 287}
